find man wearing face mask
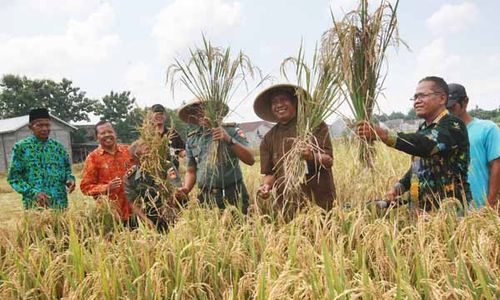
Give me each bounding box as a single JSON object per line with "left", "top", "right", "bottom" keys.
{"left": 8, "top": 108, "right": 75, "bottom": 209}
{"left": 176, "top": 99, "right": 255, "bottom": 214}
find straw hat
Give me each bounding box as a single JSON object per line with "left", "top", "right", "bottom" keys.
{"left": 253, "top": 83, "right": 307, "bottom": 123}
{"left": 177, "top": 98, "right": 229, "bottom": 125}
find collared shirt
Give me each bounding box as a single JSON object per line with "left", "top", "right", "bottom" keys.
{"left": 7, "top": 136, "right": 75, "bottom": 209}
{"left": 260, "top": 119, "right": 336, "bottom": 210}
{"left": 186, "top": 125, "right": 249, "bottom": 188}
{"left": 80, "top": 144, "right": 133, "bottom": 219}
{"left": 387, "top": 110, "right": 472, "bottom": 210}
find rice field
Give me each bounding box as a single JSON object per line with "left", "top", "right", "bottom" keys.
{"left": 0, "top": 141, "right": 498, "bottom": 299}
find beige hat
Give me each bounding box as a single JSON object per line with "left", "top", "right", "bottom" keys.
{"left": 177, "top": 98, "right": 229, "bottom": 125}
{"left": 253, "top": 83, "right": 307, "bottom": 123}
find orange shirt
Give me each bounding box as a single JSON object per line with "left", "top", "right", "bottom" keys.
{"left": 80, "top": 144, "right": 133, "bottom": 220}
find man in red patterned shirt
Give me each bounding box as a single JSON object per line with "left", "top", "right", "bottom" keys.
{"left": 80, "top": 120, "right": 133, "bottom": 220}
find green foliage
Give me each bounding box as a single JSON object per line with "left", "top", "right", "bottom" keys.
{"left": 0, "top": 74, "right": 98, "bottom": 122}
{"left": 95, "top": 91, "right": 143, "bottom": 143}
{"left": 71, "top": 128, "right": 90, "bottom": 143}
{"left": 469, "top": 107, "right": 499, "bottom": 122}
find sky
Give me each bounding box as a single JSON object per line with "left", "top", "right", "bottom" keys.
{"left": 1, "top": 0, "right": 499, "bottom": 123}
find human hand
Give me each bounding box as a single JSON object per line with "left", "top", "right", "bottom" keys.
{"left": 177, "top": 186, "right": 190, "bottom": 196}
{"left": 66, "top": 180, "right": 76, "bottom": 193}
{"left": 212, "top": 127, "right": 231, "bottom": 143}
{"left": 107, "top": 177, "right": 122, "bottom": 193}
{"left": 300, "top": 146, "right": 314, "bottom": 161}
{"left": 36, "top": 192, "right": 50, "bottom": 208}
{"left": 356, "top": 121, "right": 388, "bottom": 142}
{"left": 384, "top": 187, "right": 398, "bottom": 203}
{"left": 487, "top": 195, "right": 498, "bottom": 208}
{"left": 257, "top": 183, "right": 272, "bottom": 199}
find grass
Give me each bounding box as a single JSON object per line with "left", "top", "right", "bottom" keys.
{"left": 0, "top": 141, "right": 498, "bottom": 299}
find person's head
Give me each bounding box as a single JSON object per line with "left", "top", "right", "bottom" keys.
{"left": 253, "top": 84, "right": 304, "bottom": 124}
{"left": 269, "top": 89, "right": 298, "bottom": 124}
{"left": 129, "top": 139, "right": 150, "bottom": 163}
{"left": 412, "top": 76, "right": 449, "bottom": 122}
{"left": 177, "top": 99, "right": 228, "bottom": 127}
{"left": 151, "top": 104, "right": 168, "bottom": 126}
{"left": 95, "top": 120, "right": 117, "bottom": 148}
{"left": 28, "top": 108, "right": 51, "bottom": 141}
{"left": 446, "top": 83, "right": 469, "bottom": 118}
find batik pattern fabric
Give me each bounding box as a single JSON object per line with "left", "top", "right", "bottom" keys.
{"left": 80, "top": 144, "right": 133, "bottom": 220}
{"left": 386, "top": 110, "right": 472, "bottom": 210}
{"left": 8, "top": 136, "right": 74, "bottom": 209}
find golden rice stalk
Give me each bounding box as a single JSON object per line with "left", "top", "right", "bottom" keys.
{"left": 136, "top": 111, "right": 184, "bottom": 221}
{"left": 167, "top": 35, "right": 263, "bottom": 169}
{"left": 322, "top": 0, "right": 406, "bottom": 168}
{"left": 278, "top": 44, "right": 342, "bottom": 203}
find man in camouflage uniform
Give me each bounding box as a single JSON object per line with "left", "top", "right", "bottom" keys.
{"left": 150, "top": 104, "right": 185, "bottom": 169}
{"left": 177, "top": 99, "right": 255, "bottom": 214}
{"left": 124, "top": 140, "right": 182, "bottom": 231}
{"left": 357, "top": 76, "right": 472, "bottom": 212}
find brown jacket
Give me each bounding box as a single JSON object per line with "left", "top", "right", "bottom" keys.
{"left": 260, "top": 118, "right": 336, "bottom": 210}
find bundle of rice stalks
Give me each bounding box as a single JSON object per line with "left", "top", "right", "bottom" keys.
{"left": 322, "top": 0, "right": 406, "bottom": 167}
{"left": 167, "top": 36, "right": 262, "bottom": 167}
{"left": 135, "top": 112, "right": 185, "bottom": 224}
{"left": 278, "top": 45, "right": 342, "bottom": 202}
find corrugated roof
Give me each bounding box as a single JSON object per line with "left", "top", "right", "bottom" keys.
{"left": 0, "top": 114, "right": 77, "bottom": 134}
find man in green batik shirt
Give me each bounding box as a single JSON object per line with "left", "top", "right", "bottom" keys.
{"left": 357, "top": 76, "right": 472, "bottom": 211}
{"left": 8, "top": 108, "right": 75, "bottom": 209}
{"left": 176, "top": 99, "right": 255, "bottom": 214}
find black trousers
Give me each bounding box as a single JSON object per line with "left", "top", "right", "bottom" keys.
{"left": 198, "top": 181, "right": 249, "bottom": 214}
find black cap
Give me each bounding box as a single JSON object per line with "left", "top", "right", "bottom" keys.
{"left": 29, "top": 108, "right": 50, "bottom": 123}
{"left": 151, "top": 104, "right": 166, "bottom": 113}
{"left": 447, "top": 83, "right": 468, "bottom": 108}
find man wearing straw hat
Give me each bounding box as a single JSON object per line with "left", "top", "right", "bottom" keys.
{"left": 254, "top": 84, "right": 336, "bottom": 212}
{"left": 357, "top": 76, "right": 472, "bottom": 212}
{"left": 177, "top": 99, "right": 255, "bottom": 214}
{"left": 8, "top": 108, "right": 75, "bottom": 209}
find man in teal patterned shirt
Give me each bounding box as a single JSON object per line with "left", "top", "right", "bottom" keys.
{"left": 357, "top": 76, "right": 472, "bottom": 212}
{"left": 8, "top": 108, "right": 75, "bottom": 209}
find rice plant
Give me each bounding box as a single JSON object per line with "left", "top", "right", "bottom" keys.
{"left": 134, "top": 111, "right": 185, "bottom": 224}
{"left": 277, "top": 44, "right": 342, "bottom": 203}
{"left": 0, "top": 142, "right": 498, "bottom": 299}
{"left": 322, "top": 0, "right": 406, "bottom": 167}
{"left": 166, "top": 35, "right": 262, "bottom": 167}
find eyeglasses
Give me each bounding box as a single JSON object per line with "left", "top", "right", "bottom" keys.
{"left": 409, "top": 92, "right": 443, "bottom": 101}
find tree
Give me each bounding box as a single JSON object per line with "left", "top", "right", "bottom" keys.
{"left": 388, "top": 111, "right": 405, "bottom": 120}
{"left": 0, "top": 74, "right": 98, "bottom": 122}
{"left": 405, "top": 108, "right": 416, "bottom": 120}
{"left": 95, "top": 91, "right": 143, "bottom": 143}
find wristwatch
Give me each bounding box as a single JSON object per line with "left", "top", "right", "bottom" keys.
{"left": 227, "top": 137, "right": 235, "bottom": 146}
